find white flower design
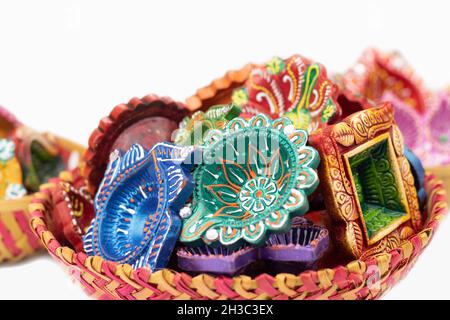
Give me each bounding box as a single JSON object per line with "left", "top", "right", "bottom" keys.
{"left": 5, "top": 183, "right": 27, "bottom": 200}
{"left": 0, "top": 139, "right": 16, "bottom": 162}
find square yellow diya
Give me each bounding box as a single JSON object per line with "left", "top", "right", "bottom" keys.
{"left": 310, "top": 103, "right": 422, "bottom": 258}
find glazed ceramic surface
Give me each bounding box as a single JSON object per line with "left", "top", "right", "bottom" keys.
{"left": 84, "top": 95, "right": 189, "bottom": 193}
{"left": 177, "top": 217, "right": 329, "bottom": 275}
{"left": 232, "top": 55, "right": 341, "bottom": 132}
{"left": 50, "top": 170, "right": 95, "bottom": 252}
{"left": 180, "top": 114, "right": 320, "bottom": 247}
{"left": 309, "top": 103, "right": 422, "bottom": 258}
{"left": 84, "top": 143, "right": 195, "bottom": 271}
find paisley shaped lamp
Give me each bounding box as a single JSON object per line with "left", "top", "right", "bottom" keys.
{"left": 232, "top": 55, "right": 341, "bottom": 131}
{"left": 83, "top": 143, "right": 195, "bottom": 271}
{"left": 180, "top": 114, "right": 320, "bottom": 247}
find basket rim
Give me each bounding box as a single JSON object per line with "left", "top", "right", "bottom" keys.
{"left": 29, "top": 172, "right": 447, "bottom": 300}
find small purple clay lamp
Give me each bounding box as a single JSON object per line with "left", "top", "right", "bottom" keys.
{"left": 177, "top": 217, "right": 329, "bottom": 275}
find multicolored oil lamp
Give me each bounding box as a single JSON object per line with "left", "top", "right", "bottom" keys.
{"left": 1, "top": 106, "right": 64, "bottom": 197}
{"left": 341, "top": 48, "right": 428, "bottom": 114}
{"left": 84, "top": 95, "right": 189, "bottom": 194}
{"left": 232, "top": 55, "right": 341, "bottom": 131}
{"left": 179, "top": 114, "right": 320, "bottom": 248}
{"left": 13, "top": 126, "right": 65, "bottom": 193}
{"left": 83, "top": 142, "right": 196, "bottom": 271}
{"left": 174, "top": 103, "right": 241, "bottom": 146}
{"left": 309, "top": 103, "right": 422, "bottom": 258}
{"left": 388, "top": 92, "right": 450, "bottom": 167}
{"left": 340, "top": 48, "right": 450, "bottom": 167}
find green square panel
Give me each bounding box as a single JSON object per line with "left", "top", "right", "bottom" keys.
{"left": 348, "top": 139, "right": 408, "bottom": 241}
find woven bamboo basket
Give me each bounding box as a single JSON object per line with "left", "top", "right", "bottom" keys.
{"left": 28, "top": 172, "right": 447, "bottom": 300}
{"left": 0, "top": 135, "right": 85, "bottom": 263}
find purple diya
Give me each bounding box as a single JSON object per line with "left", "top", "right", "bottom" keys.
{"left": 261, "top": 217, "right": 329, "bottom": 263}
{"left": 177, "top": 245, "right": 258, "bottom": 276}
{"left": 177, "top": 217, "right": 329, "bottom": 275}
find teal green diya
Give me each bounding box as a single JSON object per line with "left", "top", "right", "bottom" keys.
{"left": 179, "top": 114, "right": 320, "bottom": 247}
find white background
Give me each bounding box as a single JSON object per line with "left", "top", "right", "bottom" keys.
{"left": 0, "top": 0, "right": 449, "bottom": 299}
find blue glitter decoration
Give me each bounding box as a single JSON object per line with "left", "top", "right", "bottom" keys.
{"left": 83, "top": 142, "right": 195, "bottom": 271}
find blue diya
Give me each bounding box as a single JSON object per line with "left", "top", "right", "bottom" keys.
{"left": 83, "top": 142, "right": 196, "bottom": 271}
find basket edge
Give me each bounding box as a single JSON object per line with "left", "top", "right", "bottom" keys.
{"left": 28, "top": 173, "right": 448, "bottom": 300}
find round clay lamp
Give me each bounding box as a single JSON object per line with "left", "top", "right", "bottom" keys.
{"left": 83, "top": 94, "right": 189, "bottom": 193}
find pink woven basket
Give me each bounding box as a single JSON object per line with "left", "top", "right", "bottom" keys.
{"left": 28, "top": 172, "right": 447, "bottom": 300}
